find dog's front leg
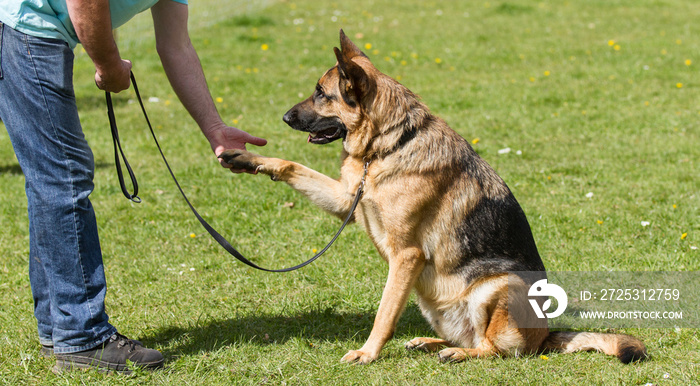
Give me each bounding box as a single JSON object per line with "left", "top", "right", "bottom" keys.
{"left": 341, "top": 247, "right": 425, "bottom": 364}
{"left": 220, "top": 149, "right": 356, "bottom": 219}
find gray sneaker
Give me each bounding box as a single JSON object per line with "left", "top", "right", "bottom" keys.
{"left": 54, "top": 333, "right": 163, "bottom": 373}
{"left": 40, "top": 344, "right": 54, "bottom": 358}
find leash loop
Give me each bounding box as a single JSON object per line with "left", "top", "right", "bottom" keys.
{"left": 106, "top": 90, "right": 141, "bottom": 203}
{"left": 106, "top": 72, "right": 364, "bottom": 272}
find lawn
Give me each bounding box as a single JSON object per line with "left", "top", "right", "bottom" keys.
{"left": 0, "top": 0, "right": 698, "bottom": 384}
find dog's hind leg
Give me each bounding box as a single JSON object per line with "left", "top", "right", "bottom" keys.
{"left": 405, "top": 337, "right": 451, "bottom": 352}
{"left": 437, "top": 344, "right": 498, "bottom": 362}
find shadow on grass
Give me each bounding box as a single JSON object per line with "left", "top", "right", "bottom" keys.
{"left": 0, "top": 161, "right": 113, "bottom": 177}
{"left": 0, "top": 163, "right": 23, "bottom": 175}
{"left": 151, "top": 303, "right": 433, "bottom": 358}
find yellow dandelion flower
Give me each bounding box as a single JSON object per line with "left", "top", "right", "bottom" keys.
{"left": 189, "top": 233, "right": 196, "bottom": 238}
{"left": 232, "top": 119, "right": 239, "bottom": 125}
{"left": 435, "top": 58, "right": 442, "bottom": 64}
{"left": 685, "top": 59, "right": 692, "bottom": 66}
{"left": 312, "top": 248, "right": 318, "bottom": 253}
{"left": 661, "top": 49, "right": 667, "bottom": 55}
{"left": 681, "top": 233, "right": 688, "bottom": 240}
{"left": 471, "top": 138, "right": 480, "bottom": 144}
{"left": 614, "top": 44, "right": 621, "bottom": 51}
{"left": 261, "top": 43, "right": 269, "bottom": 51}
{"left": 215, "top": 97, "right": 223, "bottom": 103}
{"left": 597, "top": 220, "right": 604, "bottom": 225}
{"left": 400, "top": 60, "right": 407, "bottom": 66}
{"left": 676, "top": 39, "right": 682, "bottom": 45}
{"left": 608, "top": 40, "right": 615, "bottom": 46}
{"left": 676, "top": 83, "right": 683, "bottom": 88}
{"left": 529, "top": 77, "right": 536, "bottom": 82}
{"left": 644, "top": 101, "right": 650, "bottom": 106}
{"left": 364, "top": 43, "right": 372, "bottom": 50}
{"left": 544, "top": 71, "right": 551, "bottom": 76}
{"left": 673, "top": 204, "right": 677, "bottom": 209}
{"left": 540, "top": 355, "right": 549, "bottom": 360}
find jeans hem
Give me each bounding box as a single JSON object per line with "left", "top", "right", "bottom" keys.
{"left": 51, "top": 327, "right": 118, "bottom": 355}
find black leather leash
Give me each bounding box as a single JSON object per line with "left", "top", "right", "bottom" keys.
{"left": 106, "top": 72, "right": 367, "bottom": 272}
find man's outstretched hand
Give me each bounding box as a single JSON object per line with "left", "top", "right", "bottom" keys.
{"left": 206, "top": 125, "right": 267, "bottom": 172}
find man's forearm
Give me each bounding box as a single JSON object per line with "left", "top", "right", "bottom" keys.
{"left": 159, "top": 42, "right": 226, "bottom": 135}
{"left": 66, "top": 0, "right": 131, "bottom": 92}
{"left": 151, "top": 0, "right": 224, "bottom": 135}
{"left": 66, "top": 0, "right": 118, "bottom": 67}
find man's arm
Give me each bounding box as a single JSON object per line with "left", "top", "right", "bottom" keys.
{"left": 150, "top": 0, "right": 266, "bottom": 168}
{"left": 66, "top": 0, "right": 132, "bottom": 92}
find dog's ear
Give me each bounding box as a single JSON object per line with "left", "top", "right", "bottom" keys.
{"left": 334, "top": 47, "right": 372, "bottom": 105}
{"left": 334, "top": 30, "right": 375, "bottom": 105}
{"left": 338, "top": 29, "right": 367, "bottom": 60}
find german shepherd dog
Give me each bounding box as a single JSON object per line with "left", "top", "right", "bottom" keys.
{"left": 220, "top": 30, "right": 647, "bottom": 364}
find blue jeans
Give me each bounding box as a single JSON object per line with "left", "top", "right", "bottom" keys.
{"left": 0, "top": 23, "right": 116, "bottom": 354}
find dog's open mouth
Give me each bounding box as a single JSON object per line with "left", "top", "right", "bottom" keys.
{"left": 308, "top": 127, "right": 345, "bottom": 144}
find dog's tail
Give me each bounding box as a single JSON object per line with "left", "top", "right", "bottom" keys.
{"left": 541, "top": 331, "right": 648, "bottom": 363}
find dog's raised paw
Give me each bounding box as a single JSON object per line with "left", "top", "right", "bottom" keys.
{"left": 219, "top": 149, "right": 258, "bottom": 172}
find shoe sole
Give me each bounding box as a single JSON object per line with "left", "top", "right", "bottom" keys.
{"left": 53, "top": 356, "right": 164, "bottom": 374}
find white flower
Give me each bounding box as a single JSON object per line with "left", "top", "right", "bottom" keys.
{"left": 498, "top": 147, "right": 511, "bottom": 154}
{"left": 585, "top": 192, "right": 594, "bottom": 198}
{"left": 641, "top": 221, "right": 650, "bottom": 227}
{"left": 148, "top": 97, "right": 160, "bottom": 103}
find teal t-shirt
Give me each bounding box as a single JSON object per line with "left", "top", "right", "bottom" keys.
{"left": 0, "top": 0, "right": 187, "bottom": 48}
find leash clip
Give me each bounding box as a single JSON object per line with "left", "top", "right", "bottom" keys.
{"left": 360, "top": 158, "right": 371, "bottom": 190}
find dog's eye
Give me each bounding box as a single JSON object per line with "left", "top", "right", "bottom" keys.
{"left": 315, "top": 85, "right": 333, "bottom": 101}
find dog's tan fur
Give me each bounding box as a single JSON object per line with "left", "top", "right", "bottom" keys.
{"left": 220, "top": 30, "right": 647, "bottom": 364}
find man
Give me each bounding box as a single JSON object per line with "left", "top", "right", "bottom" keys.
{"left": 0, "top": 0, "right": 266, "bottom": 372}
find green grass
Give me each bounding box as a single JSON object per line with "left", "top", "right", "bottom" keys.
{"left": 1, "top": 0, "right": 698, "bottom": 384}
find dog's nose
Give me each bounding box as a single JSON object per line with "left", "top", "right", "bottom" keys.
{"left": 283, "top": 109, "right": 296, "bottom": 125}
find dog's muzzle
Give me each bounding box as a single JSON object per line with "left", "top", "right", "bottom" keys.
{"left": 283, "top": 107, "right": 346, "bottom": 145}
